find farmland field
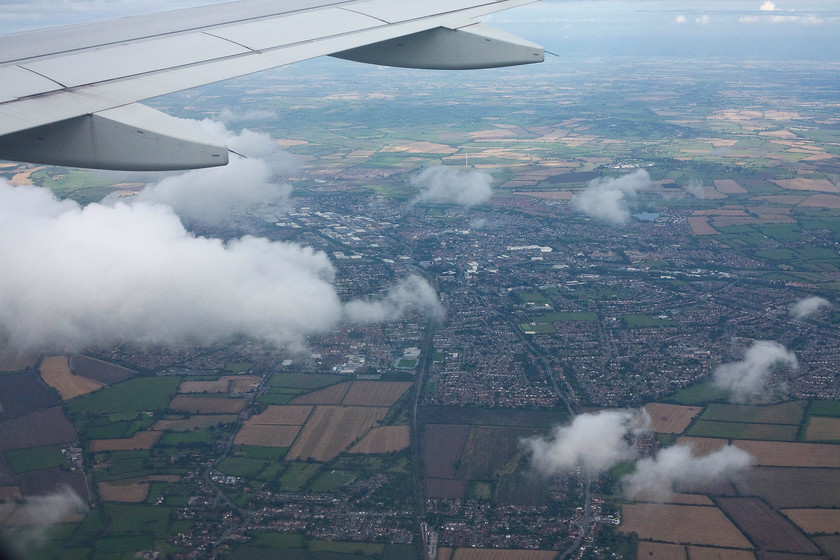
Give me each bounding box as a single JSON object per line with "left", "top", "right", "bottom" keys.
{"left": 90, "top": 431, "right": 162, "bottom": 452}
{"left": 809, "top": 400, "right": 840, "bottom": 417}
{"left": 421, "top": 424, "right": 470, "bottom": 478}
{"left": 644, "top": 403, "right": 703, "bottom": 434}
{"left": 782, "top": 508, "right": 840, "bottom": 534}
{"left": 686, "top": 420, "right": 798, "bottom": 441}
{"left": 349, "top": 425, "right": 410, "bottom": 453}
{"left": 286, "top": 406, "right": 388, "bottom": 462}
{"left": 716, "top": 497, "right": 819, "bottom": 554}
{"left": 66, "top": 376, "right": 181, "bottom": 416}
{"left": 457, "top": 426, "right": 535, "bottom": 480}
{"left": 804, "top": 417, "right": 840, "bottom": 441}
{"left": 732, "top": 440, "right": 840, "bottom": 468}
{"left": 234, "top": 424, "right": 301, "bottom": 447}
{"left": 620, "top": 504, "right": 752, "bottom": 548}
{"left": 169, "top": 395, "right": 246, "bottom": 414}
{"left": 636, "top": 542, "right": 686, "bottom": 560}
{"left": 269, "top": 373, "right": 344, "bottom": 390}
{"left": 4, "top": 444, "right": 66, "bottom": 473}
{"left": 248, "top": 405, "right": 313, "bottom": 425}
{"left": 700, "top": 402, "right": 804, "bottom": 424}
{"left": 341, "top": 381, "right": 412, "bottom": 407}
{"left": 0, "top": 371, "right": 61, "bottom": 421}
{"left": 426, "top": 478, "right": 467, "bottom": 500}
{"left": 290, "top": 381, "right": 352, "bottom": 405}
{"left": 0, "top": 407, "right": 76, "bottom": 450}
{"left": 69, "top": 354, "right": 134, "bottom": 384}
{"left": 39, "top": 355, "right": 102, "bottom": 400}
{"left": 178, "top": 375, "right": 261, "bottom": 394}
{"left": 684, "top": 547, "right": 755, "bottom": 560}
{"left": 0, "top": 351, "right": 36, "bottom": 372}
{"left": 152, "top": 415, "right": 237, "bottom": 431}
{"left": 734, "top": 467, "right": 840, "bottom": 508}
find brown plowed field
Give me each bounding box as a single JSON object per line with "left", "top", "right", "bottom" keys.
{"left": 645, "top": 403, "right": 703, "bottom": 433}
{"left": 735, "top": 467, "right": 840, "bottom": 508}
{"left": 714, "top": 179, "right": 748, "bottom": 194}
{"left": 290, "top": 381, "right": 351, "bottom": 405}
{"left": 733, "top": 440, "right": 840, "bottom": 468}
{"left": 0, "top": 407, "right": 75, "bottom": 450}
{"left": 0, "top": 371, "right": 61, "bottom": 421}
{"left": 620, "top": 504, "right": 752, "bottom": 548}
{"left": 286, "top": 406, "right": 387, "bottom": 462}
{"left": 97, "top": 475, "right": 180, "bottom": 502}
{"left": 782, "top": 508, "right": 840, "bottom": 535}
{"left": 69, "top": 354, "right": 134, "bottom": 384}
{"left": 685, "top": 547, "right": 756, "bottom": 560}
{"left": 629, "top": 491, "right": 714, "bottom": 506}
{"left": 0, "top": 487, "right": 21, "bottom": 500}
{"left": 39, "top": 355, "right": 103, "bottom": 400}
{"left": 248, "top": 405, "right": 312, "bottom": 425}
{"left": 716, "top": 497, "right": 820, "bottom": 554}
{"left": 422, "top": 424, "right": 470, "bottom": 479}
{"left": 426, "top": 477, "right": 467, "bottom": 500}
{"left": 350, "top": 425, "right": 410, "bottom": 453}
{"left": 342, "top": 381, "right": 413, "bottom": 407}
{"left": 637, "top": 542, "right": 686, "bottom": 559}
{"left": 90, "top": 430, "right": 162, "bottom": 452}
{"left": 169, "top": 395, "right": 246, "bottom": 414}
{"left": 234, "top": 424, "right": 300, "bottom": 447}
{"left": 178, "top": 376, "right": 260, "bottom": 394}
{"left": 152, "top": 415, "right": 237, "bottom": 431}
{"left": 805, "top": 417, "right": 840, "bottom": 441}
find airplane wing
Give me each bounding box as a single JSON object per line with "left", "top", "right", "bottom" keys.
{"left": 0, "top": 0, "right": 543, "bottom": 171}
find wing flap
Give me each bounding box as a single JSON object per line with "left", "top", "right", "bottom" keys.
{"left": 0, "top": 103, "right": 228, "bottom": 171}
{"left": 0, "top": 66, "right": 63, "bottom": 103}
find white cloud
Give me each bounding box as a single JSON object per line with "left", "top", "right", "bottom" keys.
{"left": 523, "top": 409, "right": 651, "bottom": 475}
{"left": 712, "top": 341, "right": 798, "bottom": 402}
{"left": 760, "top": 1, "right": 778, "bottom": 11}
{"left": 675, "top": 15, "right": 687, "bottom": 24}
{"left": 0, "top": 181, "right": 443, "bottom": 354}
{"left": 572, "top": 169, "right": 652, "bottom": 225}
{"left": 696, "top": 14, "right": 710, "bottom": 25}
{"left": 684, "top": 179, "right": 706, "bottom": 199}
{"left": 623, "top": 444, "right": 753, "bottom": 501}
{"left": 110, "top": 120, "right": 297, "bottom": 226}
{"left": 410, "top": 166, "right": 493, "bottom": 207}
{"left": 343, "top": 275, "right": 445, "bottom": 324}
{"left": 790, "top": 296, "right": 832, "bottom": 319}
{"left": 2, "top": 486, "right": 87, "bottom": 551}
{"left": 217, "top": 108, "right": 280, "bottom": 124}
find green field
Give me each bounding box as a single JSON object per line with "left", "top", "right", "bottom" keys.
{"left": 66, "top": 376, "right": 181, "bottom": 416}
{"left": 103, "top": 504, "right": 171, "bottom": 534}
{"left": 533, "top": 311, "right": 598, "bottom": 322}
{"left": 620, "top": 314, "right": 675, "bottom": 328}
{"left": 520, "top": 322, "right": 556, "bottom": 334}
{"left": 4, "top": 444, "right": 66, "bottom": 473}
{"left": 686, "top": 420, "right": 798, "bottom": 441}
{"left": 700, "top": 401, "right": 805, "bottom": 425}
{"left": 666, "top": 382, "right": 729, "bottom": 405}
{"left": 309, "top": 470, "right": 354, "bottom": 492}
{"left": 269, "top": 373, "right": 344, "bottom": 390}
{"left": 809, "top": 400, "right": 840, "bottom": 417}
{"left": 279, "top": 462, "right": 321, "bottom": 491}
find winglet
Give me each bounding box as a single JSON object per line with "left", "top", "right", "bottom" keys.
{"left": 0, "top": 103, "right": 228, "bottom": 171}
{"left": 331, "top": 24, "right": 544, "bottom": 70}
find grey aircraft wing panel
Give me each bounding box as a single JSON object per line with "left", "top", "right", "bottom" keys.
{"left": 0, "top": 0, "right": 542, "bottom": 170}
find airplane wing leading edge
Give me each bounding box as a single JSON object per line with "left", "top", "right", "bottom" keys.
{"left": 0, "top": 0, "right": 543, "bottom": 171}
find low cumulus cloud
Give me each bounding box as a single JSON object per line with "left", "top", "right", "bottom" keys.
{"left": 217, "top": 107, "right": 280, "bottom": 124}
{"left": 712, "top": 341, "right": 798, "bottom": 402}
{"left": 3, "top": 486, "right": 87, "bottom": 550}
{"left": 684, "top": 179, "right": 706, "bottom": 199}
{"left": 572, "top": 169, "right": 652, "bottom": 225}
{"left": 622, "top": 444, "right": 753, "bottom": 501}
{"left": 760, "top": 1, "right": 778, "bottom": 10}
{"left": 0, "top": 182, "right": 442, "bottom": 353}
{"left": 410, "top": 166, "right": 493, "bottom": 207}
{"left": 523, "top": 409, "right": 650, "bottom": 475}
{"left": 344, "top": 275, "right": 445, "bottom": 323}
{"left": 790, "top": 296, "right": 832, "bottom": 319}
{"left": 108, "top": 120, "right": 297, "bottom": 226}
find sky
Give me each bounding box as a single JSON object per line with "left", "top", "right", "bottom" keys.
{"left": 1, "top": 0, "right": 839, "bottom": 60}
